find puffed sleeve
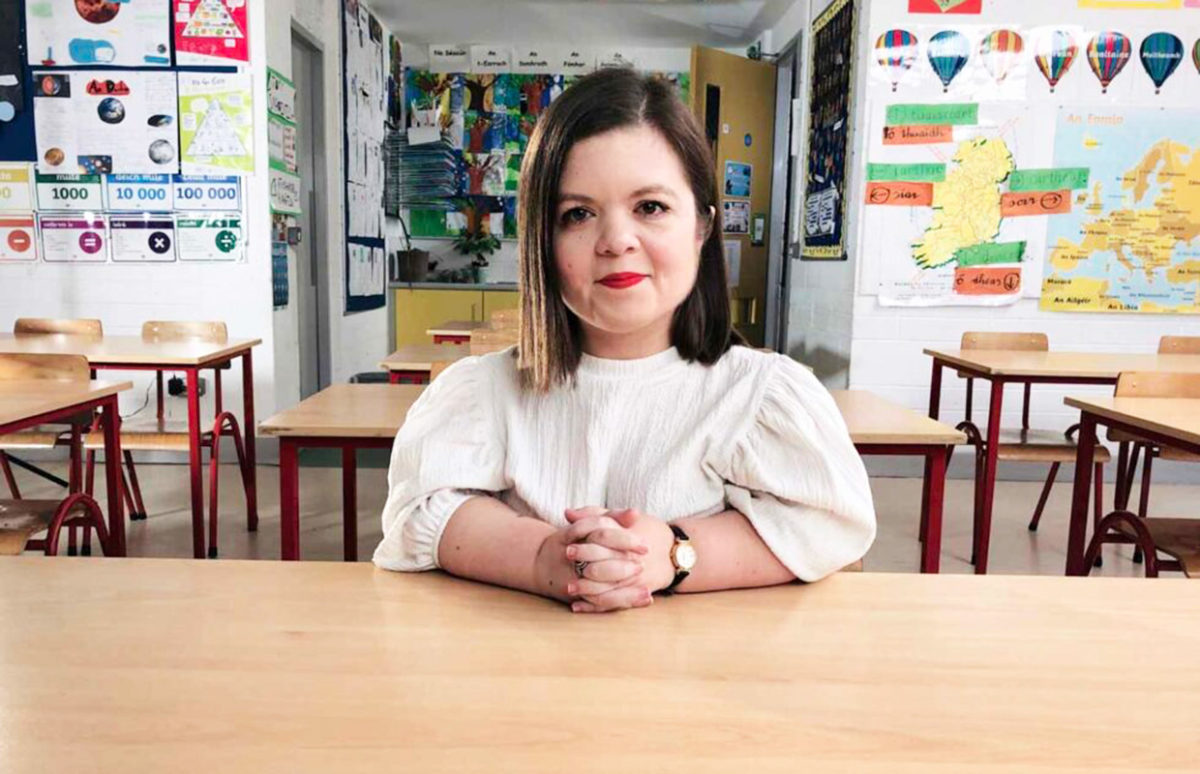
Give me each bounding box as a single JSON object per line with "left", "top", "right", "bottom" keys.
{"left": 711, "top": 356, "right": 876, "bottom": 581}
{"left": 372, "top": 355, "right": 509, "bottom": 571}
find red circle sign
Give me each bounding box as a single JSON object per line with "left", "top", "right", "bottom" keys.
{"left": 7, "top": 229, "right": 30, "bottom": 253}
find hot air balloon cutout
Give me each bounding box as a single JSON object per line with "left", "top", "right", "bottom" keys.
{"left": 1087, "top": 31, "right": 1131, "bottom": 94}
{"left": 876, "top": 29, "right": 919, "bottom": 92}
{"left": 979, "top": 29, "right": 1024, "bottom": 84}
{"left": 928, "top": 30, "right": 970, "bottom": 93}
{"left": 1035, "top": 30, "right": 1078, "bottom": 93}
{"left": 1194, "top": 38, "right": 1200, "bottom": 76}
{"left": 1139, "top": 32, "right": 1183, "bottom": 95}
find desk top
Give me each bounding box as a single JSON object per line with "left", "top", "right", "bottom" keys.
{"left": 1065, "top": 395, "right": 1200, "bottom": 450}
{"left": 426, "top": 320, "right": 487, "bottom": 337}
{"left": 0, "top": 379, "right": 131, "bottom": 428}
{"left": 1, "top": 558, "right": 1198, "bottom": 772}
{"left": 0, "top": 333, "right": 261, "bottom": 366}
{"left": 380, "top": 344, "right": 469, "bottom": 371}
{"left": 833, "top": 389, "right": 966, "bottom": 446}
{"left": 925, "top": 348, "right": 1200, "bottom": 379}
{"left": 258, "top": 383, "right": 423, "bottom": 438}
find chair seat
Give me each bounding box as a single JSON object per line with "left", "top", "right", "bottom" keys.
{"left": 990, "top": 428, "right": 1112, "bottom": 464}
{"left": 83, "top": 416, "right": 215, "bottom": 452}
{"left": 0, "top": 499, "right": 59, "bottom": 556}
{"left": 0, "top": 426, "right": 68, "bottom": 449}
{"left": 1159, "top": 446, "right": 1200, "bottom": 463}
{"left": 1115, "top": 517, "right": 1200, "bottom": 578}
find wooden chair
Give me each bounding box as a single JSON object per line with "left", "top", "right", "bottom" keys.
{"left": 1084, "top": 372, "right": 1200, "bottom": 577}
{"left": 83, "top": 321, "right": 252, "bottom": 558}
{"left": 0, "top": 318, "right": 103, "bottom": 498}
{"left": 429, "top": 360, "right": 454, "bottom": 382}
{"left": 1110, "top": 337, "right": 1200, "bottom": 549}
{"left": 487, "top": 308, "right": 519, "bottom": 331}
{"left": 957, "top": 332, "right": 1110, "bottom": 568}
{"left": 469, "top": 327, "right": 518, "bottom": 356}
{"left": 0, "top": 353, "right": 111, "bottom": 556}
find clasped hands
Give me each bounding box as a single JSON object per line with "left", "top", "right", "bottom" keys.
{"left": 535, "top": 506, "right": 675, "bottom": 613}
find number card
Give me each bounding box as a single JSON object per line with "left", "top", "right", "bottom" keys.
{"left": 36, "top": 173, "right": 104, "bottom": 211}
{"left": 106, "top": 174, "right": 174, "bottom": 211}
{"left": 0, "top": 164, "right": 35, "bottom": 212}
{"left": 172, "top": 174, "right": 241, "bottom": 211}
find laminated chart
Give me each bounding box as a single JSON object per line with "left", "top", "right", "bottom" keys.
{"left": 175, "top": 0, "right": 249, "bottom": 65}
{"left": 25, "top": 0, "right": 171, "bottom": 67}
{"left": 33, "top": 71, "right": 179, "bottom": 174}
{"left": 109, "top": 214, "right": 176, "bottom": 262}
{"left": 178, "top": 72, "right": 254, "bottom": 175}
{"left": 39, "top": 215, "right": 109, "bottom": 262}
{"left": 176, "top": 213, "right": 244, "bottom": 261}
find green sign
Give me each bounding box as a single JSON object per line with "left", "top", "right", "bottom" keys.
{"left": 1009, "top": 168, "right": 1090, "bottom": 191}
{"left": 885, "top": 103, "right": 979, "bottom": 126}
{"left": 866, "top": 163, "right": 946, "bottom": 182}
{"left": 955, "top": 241, "right": 1026, "bottom": 267}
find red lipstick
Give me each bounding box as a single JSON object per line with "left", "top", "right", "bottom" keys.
{"left": 597, "top": 272, "right": 648, "bottom": 289}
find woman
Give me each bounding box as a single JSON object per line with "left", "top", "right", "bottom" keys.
{"left": 374, "top": 68, "right": 875, "bottom": 613}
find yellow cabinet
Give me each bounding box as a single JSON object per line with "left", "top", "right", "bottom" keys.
{"left": 393, "top": 289, "right": 482, "bottom": 349}
{"left": 482, "top": 290, "right": 520, "bottom": 318}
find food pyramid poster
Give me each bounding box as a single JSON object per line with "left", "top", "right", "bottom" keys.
{"left": 175, "top": 0, "right": 249, "bottom": 65}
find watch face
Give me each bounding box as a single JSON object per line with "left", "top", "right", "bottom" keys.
{"left": 675, "top": 543, "right": 697, "bottom": 571}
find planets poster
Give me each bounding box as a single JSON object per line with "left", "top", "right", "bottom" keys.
{"left": 25, "top": 0, "right": 172, "bottom": 68}
{"left": 32, "top": 71, "right": 179, "bottom": 175}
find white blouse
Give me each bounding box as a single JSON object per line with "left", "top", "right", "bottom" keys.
{"left": 373, "top": 345, "right": 876, "bottom": 581}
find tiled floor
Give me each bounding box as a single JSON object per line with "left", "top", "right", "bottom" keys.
{"left": 8, "top": 460, "right": 1193, "bottom": 576}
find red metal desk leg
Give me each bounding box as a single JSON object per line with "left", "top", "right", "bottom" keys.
{"left": 242, "top": 349, "right": 259, "bottom": 532}
{"left": 280, "top": 438, "right": 300, "bottom": 561}
{"left": 1066, "top": 413, "right": 1098, "bottom": 576}
{"left": 920, "top": 359, "right": 945, "bottom": 543}
{"left": 920, "top": 446, "right": 947, "bottom": 574}
{"left": 974, "top": 379, "right": 1005, "bottom": 574}
{"left": 100, "top": 394, "right": 126, "bottom": 557}
{"left": 186, "top": 367, "right": 205, "bottom": 559}
{"left": 343, "top": 446, "right": 357, "bottom": 562}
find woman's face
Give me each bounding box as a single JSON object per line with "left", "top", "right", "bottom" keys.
{"left": 553, "top": 124, "right": 708, "bottom": 355}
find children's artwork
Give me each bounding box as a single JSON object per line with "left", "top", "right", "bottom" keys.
{"left": 724, "top": 161, "right": 752, "bottom": 198}
{"left": 0, "top": 215, "right": 37, "bottom": 261}
{"left": 26, "top": 0, "right": 171, "bottom": 67}
{"left": 266, "top": 68, "right": 296, "bottom": 123}
{"left": 270, "top": 168, "right": 301, "bottom": 214}
{"left": 178, "top": 72, "right": 254, "bottom": 175}
{"left": 33, "top": 71, "right": 178, "bottom": 174}
{"left": 722, "top": 200, "right": 750, "bottom": 234}
{"left": 174, "top": 0, "right": 249, "bottom": 65}
{"left": 268, "top": 115, "right": 297, "bottom": 173}
{"left": 39, "top": 214, "right": 108, "bottom": 262}
{"left": 176, "top": 213, "right": 244, "bottom": 261}
{"left": 109, "top": 214, "right": 176, "bottom": 262}
{"left": 908, "top": 0, "right": 981, "bottom": 11}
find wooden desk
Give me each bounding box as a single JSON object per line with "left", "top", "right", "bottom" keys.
{"left": 426, "top": 320, "right": 486, "bottom": 344}
{"left": 0, "top": 333, "right": 263, "bottom": 559}
{"left": 260, "top": 384, "right": 424, "bottom": 561}
{"left": 380, "top": 344, "right": 469, "bottom": 384}
{"left": 3, "top": 558, "right": 1200, "bottom": 772}
{"left": 1063, "top": 395, "right": 1200, "bottom": 575}
{"left": 0, "top": 379, "right": 131, "bottom": 554}
{"left": 924, "top": 347, "right": 1200, "bottom": 574}
{"left": 833, "top": 390, "right": 966, "bottom": 573}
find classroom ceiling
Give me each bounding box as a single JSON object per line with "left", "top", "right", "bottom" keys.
{"left": 372, "top": 0, "right": 796, "bottom": 48}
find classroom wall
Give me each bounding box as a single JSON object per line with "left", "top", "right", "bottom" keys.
{"left": 0, "top": 0, "right": 276, "bottom": 440}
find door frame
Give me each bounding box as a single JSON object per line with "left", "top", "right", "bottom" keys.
{"left": 765, "top": 39, "right": 801, "bottom": 352}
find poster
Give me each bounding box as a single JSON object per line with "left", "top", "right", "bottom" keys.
{"left": 176, "top": 213, "right": 244, "bottom": 261}
{"left": 347, "top": 242, "right": 385, "bottom": 297}
{"left": 39, "top": 215, "right": 108, "bottom": 262}
{"left": 34, "top": 71, "right": 179, "bottom": 174}
{"left": 109, "top": 214, "right": 176, "bottom": 262}
{"left": 25, "top": 0, "right": 171, "bottom": 67}
{"left": 268, "top": 115, "right": 297, "bottom": 173}
{"left": 266, "top": 68, "right": 296, "bottom": 123}
{"left": 0, "top": 164, "right": 34, "bottom": 211}
{"left": 0, "top": 215, "right": 37, "bottom": 261}
{"left": 178, "top": 72, "right": 254, "bottom": 175}
{"left": 272, "top": 239, "right": 289, "bottom": 308}
{"left": 723, "top": 200, "right": 750, "bottom": 234}
{"left": 270, "top": 168, "right": 301, "bottom": 214}
{"left": 174, "top": 0, "right": 249, "bottom": 66}
{"left": 724, "top": 239, "right": 742, "bottom": 287}
{"left": 801, "top": 0, "right": 855, "bottom": 260}
{"left": 723, "top": 161, "right": 752, "bottom": 198}
{"left": 908, "top": 0, "right": 982, "bottom": 12}
{"left": 1078, "top": 0, "right": 1182, "bottom": 7}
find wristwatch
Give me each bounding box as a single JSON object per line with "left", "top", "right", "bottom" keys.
{"left": 662, "top": 524, "right": 697, "bottom": 595}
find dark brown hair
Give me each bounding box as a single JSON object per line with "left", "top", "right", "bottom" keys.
{"left": 517, "top": 67, "right": 735, "bottom": 392}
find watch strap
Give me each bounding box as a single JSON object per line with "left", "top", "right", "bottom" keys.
{"left": 662, "top": 524, "right": 691, "bottom": 596}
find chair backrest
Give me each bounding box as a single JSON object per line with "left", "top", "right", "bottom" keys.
{"left": 0, "top": 353, "right": 90, "bottom": 381}
{"left": 961, "top": 332, "right": 1048, "bottom": 352}
{"left": 469, "top": 327, "right": 517, "bottom": 356}
{"left": 1159, "top": 336, "right": 1200, "bottom": 355}
{"left": 1115, "top": 371, "right": 1200, "bottom": 399}
{"left": 488, "top": 308, "right": 519, "bottom": 330}
{"left": 429, "top": 360, "right": 453, "bottom": 382}
{"left": 142, "top": 321, "right": 228, "bottom": 343}
{"left": 14, "top": 318, "right": 102, "bottom": 336}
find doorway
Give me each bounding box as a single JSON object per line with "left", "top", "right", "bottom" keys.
{"left": 291, "top": 30, "right": 331, "bottom": 398}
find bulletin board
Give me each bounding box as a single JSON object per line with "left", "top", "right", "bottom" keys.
{"left": 856, "top": 0, "right": 1200, "bottom": 312}
{"left": 342, "top": 0, "right": 387, "bottom": 313}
